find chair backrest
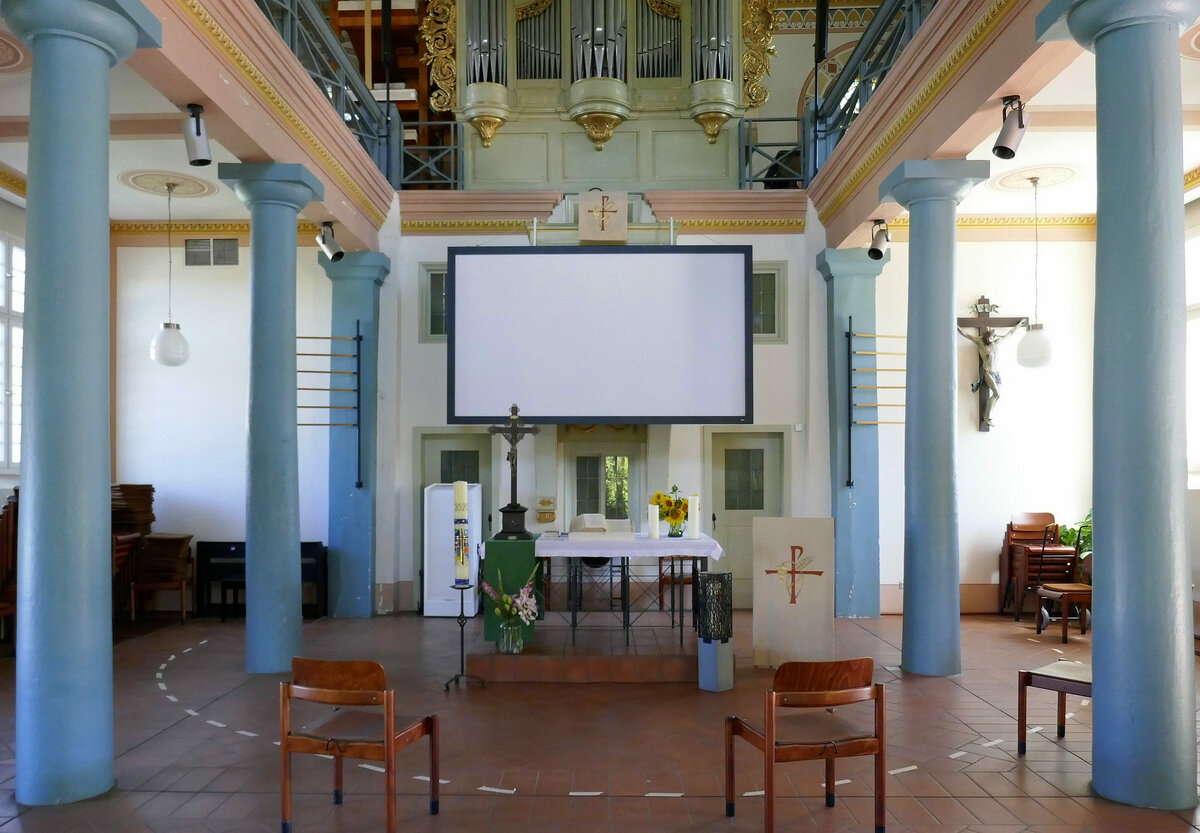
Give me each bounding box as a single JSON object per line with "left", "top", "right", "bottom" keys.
{"left": 288, "top": 657, "right": 388, "bottom": 706}
{"left": 772, "top": 658, "right": 874, "bottom": 695}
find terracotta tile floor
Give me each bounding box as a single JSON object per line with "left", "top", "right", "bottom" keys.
{"left": 1, "top": 611, "right": 1199, "bottom": 832}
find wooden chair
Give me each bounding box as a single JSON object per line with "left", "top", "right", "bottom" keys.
{"left": 1035, "top": 548, "right": 1092, "bottom": 643}
{"left": 111, "top": 532, "right": 142, "bottom": 621}
{"left": 999, "top": 513, "right": 1076, "bottom": 618}
{"left": 280, "top": 657, "right": 439, "bottom": 833}
{"left": 725, "top": 657, "right": 886, "bottom": 833}
{"left": 130, "top": 533, "right": 194, "bottom": 625}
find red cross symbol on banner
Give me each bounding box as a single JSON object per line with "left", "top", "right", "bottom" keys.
{"left": 765, "top": 545, "right": 825, "bottom": 604}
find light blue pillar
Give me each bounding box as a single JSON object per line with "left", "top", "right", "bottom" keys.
{"left": 880, "top": 159, "right": 989, "bottom": 677}
{"left": 319, "top": 251, "right": 389, "bottom": 617}
{"left": 3, "top": 0, "right": 159, "bottom": 806}
{"left": 816, "top": 248, "right": 889, "bottom": 618}
{"left": 1039, "top": 0, "right": 1198, "bottom": 809}
{"left": 219, "top": 163, "right": 322, "bottom": 673}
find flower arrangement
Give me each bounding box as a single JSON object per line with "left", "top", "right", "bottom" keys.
{"left": 651, "top": 484, "right": 689, "bottom": 537}
{"left": 481, "top": 565, "right": 540, "bottom": 626}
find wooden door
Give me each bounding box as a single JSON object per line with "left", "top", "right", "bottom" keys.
{"left": 710, "top": 432, "right": 783, "bottom": 608}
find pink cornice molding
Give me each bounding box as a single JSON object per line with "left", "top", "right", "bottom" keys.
{"left": 806, "top": 0, "right": 1081, "bottom": 248}
{"left": 398, "top": 191, "right": 564, "bottom": 222}
{"left": 127, "top": 0, "right": 393, "bottom": 250}
{"left": 643, "top": 190, "right": 807, "bottom": 224}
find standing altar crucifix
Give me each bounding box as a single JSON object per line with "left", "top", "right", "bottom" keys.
{"left": 489, "top": 404, "right": 539, "bottom": 539}
{"left": 956, "top": 296, "right": 1026, "bottom": 432}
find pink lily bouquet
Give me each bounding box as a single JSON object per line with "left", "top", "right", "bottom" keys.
{"left": 481, "top": 565, "right": 539, "bottom": 625}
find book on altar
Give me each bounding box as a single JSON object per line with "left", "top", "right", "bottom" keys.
{"left": 568, "top": 514, "right": 635, "bottom": 541}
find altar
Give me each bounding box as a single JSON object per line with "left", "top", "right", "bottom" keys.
{"left": 535, "top": 532, "right": 724, "bottom": 644}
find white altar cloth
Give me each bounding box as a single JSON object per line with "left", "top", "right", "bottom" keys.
{"left": 535, "top": 532, "right": 724, "bottom": 561}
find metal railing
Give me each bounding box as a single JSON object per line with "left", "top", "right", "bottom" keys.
{"left": 400, "top": 121, "right": 465, "bottom": 189}
{"left": 251, "top": 0, "right": 462, "bottom": 189}
{"left": 739, "top": 0, "right": 939, "bottom": 189}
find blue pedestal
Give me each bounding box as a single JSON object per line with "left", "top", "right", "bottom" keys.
{"left": 699, "top": 637, "right": 733, "bottom": 692}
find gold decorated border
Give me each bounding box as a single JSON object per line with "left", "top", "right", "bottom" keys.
{"left": 516, "top": 0, "right": 555, "bottom": 21}
{"left": 402, "top": 220, "right": 532, "bottom": 234}
{"left": 176, "top": 0, "right": 386, "bottom": 227}
{"left": 887, "top": 214, "right": 1096, "bottom": 230}
{"left": 646, "top": 0, "right": 682, "bottom": 20}
{"left": 0, "top": 168, "right": 25, "bottom": 199}
{"left": 818, "top": 0, "right": 1016, "bottom": 224}
{"left": 401, "top": 218, "right": 806, "bottom": 234}
{"left": 1185, "top": 165, "right": 1200, "bottom": 194}
{"left": 111, "top": 220, "right": 321, "bottom": 236}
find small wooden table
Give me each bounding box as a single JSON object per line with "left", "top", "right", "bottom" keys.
{"left": 1017, "top": 661, "right": 1092, "bottom": 754}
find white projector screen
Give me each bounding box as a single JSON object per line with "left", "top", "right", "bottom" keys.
{"left": 448, "top": 245, "right": 753, "bottom": 424}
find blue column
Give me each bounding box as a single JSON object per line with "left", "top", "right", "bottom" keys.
{"left": 2, "top": 0, "right": 159, "bottom": 806}
{"left": 320, "top": 251, "right": 389, "bottom": 617}
{"left": 880, "top": 159, "right": 989, "bottom": 677}
{"left": 816, "top": 248, "right": 889, "bottom": 618}
{"left": 219, "top": 163, "right": 322, "bottom": 673}
{"left": 1039, "top": 0, "right": 1199, "bottom": 809}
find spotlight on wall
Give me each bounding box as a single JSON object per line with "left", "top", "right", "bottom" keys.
{"left": 867, "top": 219, "right": 890, "bottom": 260}
{"left": 992, "top": 95, "right": 1028, "bottom": 160}
{"left": 316, "top": 222, "right": 344, "bottom": 262}
{"left": 183, "top": 103, "right": 212, "bottom": 167}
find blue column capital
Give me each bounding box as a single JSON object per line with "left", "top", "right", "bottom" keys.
{"left": 1038, "top": 0, "right": 1200, "bottom": 47}
{"left": 2, "top": 0, "right": 160, "bottom": 62}
{"left": 219, "top": 162, "right": 323, "bottom": 211}
{"left": 816, "top": 247, "right": 889, "bottom": 283}
{"left": 320, "top": 250, "right": 391, "bottom": 285}
{"left": 880, "top": 159, "right": 990, "bottom": 209}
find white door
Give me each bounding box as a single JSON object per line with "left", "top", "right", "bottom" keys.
{"left": 710, "top": 432, "right": 783, "bottom": 608}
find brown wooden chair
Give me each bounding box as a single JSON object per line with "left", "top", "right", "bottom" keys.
{"left": 1035, "top": 546, "right": 1092, "bottom": 643}
{"left": 111, "top": 532, "right": 142, "bottom": 621}
{"left": 725, "top": 657, "right": 886, "bottom": 833}
{"left": 130, "top": 533, "right": 194, "bottom": 625}
{"left": 999, "top": 513, "right": 1076, "bottom": 618}
{"left": 280, "top": 657, "right": 439, "bottom": 833}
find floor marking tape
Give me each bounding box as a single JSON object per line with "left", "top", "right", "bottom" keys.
{"left": 1080, "top": 699, "right": 1090, "bottom": 706}
{"left": 185, "top": 709, "right": 199, "bottom": 716}
{"left": 159, "top": 663, "right": 167, "bottom": 670}
{"left": 981, "top": 739, "right": 1003, "bottom": 748}
{"left": 1052, "top": 648, "right": 1064, "bottom": 654}
{"left": 199, "top": 639, "right": 208, "bottom": 644}
{"left": 645, "top": 792, "right": 684, "bottom": 798}
{"left": 478, "top": 786, "right": 516, "bottom": 794}
{"left": 1030, "top": 726, "right": 1044, "bottom": 734}
{"left": 743, "top": 790, "right": 765, "bottom": 797}
{"left": 157, "top": 682, "right": 167, "bottom": 690}
{"left": 888, "top": 765, "right": 917, "bottom": 775}
{"left": 413, "top": 775, "right": 451, "bottom": 784}
{"left": 821, "top": 780, "right": 852, "bottom": 787}
{"left": 569, "top": 791, "right": 604, "bottom": 796}
{"left": 165, "top": 695, "right": 178, "bottom": 703}
{"left": 359, "top": 764, "right": 385, "bottom": 773}
{"left": 155, "top": 672, "right": 162, "bottom": 679}
{"left": 948, "top": 751, "right": 966, "bottom": 759}
{"left": 183, "top": 648, "right": 192, "bottom": 653}
{"left": 168, "top": 655, "right": 176, "bottom": 661}
{"left": 236, "top": 730, "right": 257, "bottom": 737}
{"left": 1065, "top": 712, "right": 1075, "bottom": 719}
{"left": 206, "top": 720, "right": 226, "bottom": 728}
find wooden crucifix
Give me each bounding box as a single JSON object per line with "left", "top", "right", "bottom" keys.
{"left": 489, "top": 403, "right": 539, "bottom": 539}
{"left": 956, "top": 296, "right": 1026, "bottom": 432}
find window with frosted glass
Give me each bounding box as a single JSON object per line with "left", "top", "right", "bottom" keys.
{"left": 440, "top": 450, "right": 479, "bottom": 484}
{"left": 724, "top": 448, "right": 764, "bottom": 510}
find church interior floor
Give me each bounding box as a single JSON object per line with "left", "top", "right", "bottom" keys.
{"left": 1, "top": 611, "right": 1199, "bottom": 833}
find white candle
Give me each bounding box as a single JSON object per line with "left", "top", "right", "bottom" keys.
{"left": 453, "top": 481, "right": 470, "bottom": 585}
{"left": 687, "top": 494, "right": 700, "bottom": 538}
{"left": 648, "top": 503, "right": 660, "bottom": 540}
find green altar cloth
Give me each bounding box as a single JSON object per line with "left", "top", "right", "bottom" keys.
{"left": 482, "top": 534, "right": 544, "bottom": 642}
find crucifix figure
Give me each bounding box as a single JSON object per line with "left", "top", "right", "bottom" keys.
{"left": 956, "top": 297, "right": 1026, "bottom": 432}
{"left": 488, "top": 404, "right": 539, "bottom": 539}
{"left": 765, "top": 545, "right": 825, "bottom": 605}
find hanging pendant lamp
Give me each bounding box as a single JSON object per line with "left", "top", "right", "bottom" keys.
{"left": 1017, "top": 176, "right": 1051, "bottom": 368}
{"left": 150, "top": 182, "right": 190, "bottom": 366}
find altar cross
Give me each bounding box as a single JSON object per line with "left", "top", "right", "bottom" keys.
{"left": 489, "top": 403, "right": 538, "bottom": 508}
{"left": 765, "top": 545, "right": 825, "bottom": 605}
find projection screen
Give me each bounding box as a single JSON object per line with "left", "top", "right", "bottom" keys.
{"left": 447, "top": 245, "right": 753, "bottom": 424}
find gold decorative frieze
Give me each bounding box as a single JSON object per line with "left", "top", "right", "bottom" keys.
{"left": 420, "top": 0, "right": 457, "bottom": 112}
{"left": 516, "top": 0, "right": 555, "bottom": 21}
{"left": 773, "top": 4, "right": 876, "bottom": 33}
{"left": 646, "top": 0, "right": 681, "bottom": 20}
{"left": 401, "top": 219, "right": 532, "bottom": 234}
{"left": 0, "top": 168, "right": 25, "bottom": 199}
{"left": 742, "top": 0, "right": 784, "bottom": 108}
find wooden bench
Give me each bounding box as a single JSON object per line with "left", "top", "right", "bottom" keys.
{"left": 1017, "top": 660, "right": 1092, "bottom": 755}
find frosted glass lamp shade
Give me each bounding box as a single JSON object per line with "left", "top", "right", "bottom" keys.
{"left": 150, "top": 322, "right": 189, "bottom": 366}
{"left": 1016, "top": 323, "right": 1051, "bottom": 368}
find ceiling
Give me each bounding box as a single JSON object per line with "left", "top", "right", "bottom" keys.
{"left": 0, "top": 18, "right": 1199, "bottom": 226}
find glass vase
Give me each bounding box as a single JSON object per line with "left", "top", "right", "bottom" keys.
{"left": 497, "top": 620, "right": 524, "bottom": 654}
{"left": 668, "top": 522, "right": 685, "bottom": 538}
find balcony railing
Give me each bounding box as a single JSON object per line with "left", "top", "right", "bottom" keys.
{"left": 251, "top": 0, "right": 462, "bottom": 189}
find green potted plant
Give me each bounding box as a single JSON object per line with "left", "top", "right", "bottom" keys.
{"left": 1059, "top": 509, "right": 1093, "bottom": 582}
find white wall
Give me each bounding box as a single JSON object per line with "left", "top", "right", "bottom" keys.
{"left": 114, "top": 243, "right": 330, "bottom": 544}
{"left": 875, "top": 237, "right": 1096, "bottom": 605}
